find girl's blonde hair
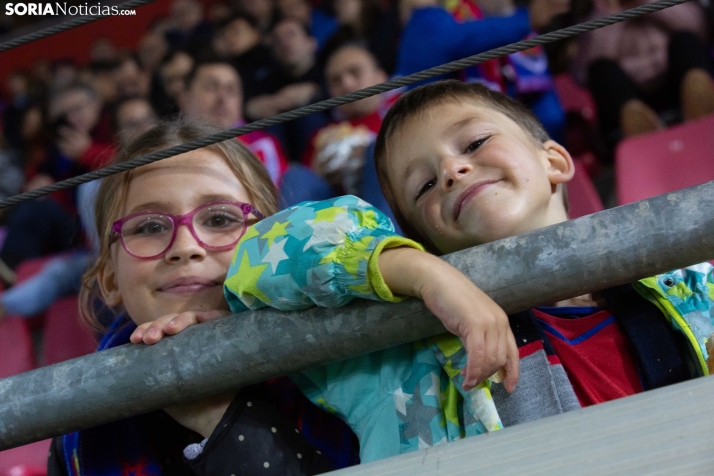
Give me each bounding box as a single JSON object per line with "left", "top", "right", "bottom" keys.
{"left": 80, "top": 120, "right": 279, "bottom": 330}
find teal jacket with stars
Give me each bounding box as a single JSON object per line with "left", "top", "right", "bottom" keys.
{"left": 224, "top": 196, "right": 714, "bottom": 463}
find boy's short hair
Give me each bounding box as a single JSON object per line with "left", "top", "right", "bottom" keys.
{"left": 374, "top": 80, "right": 568, "bottom": 247}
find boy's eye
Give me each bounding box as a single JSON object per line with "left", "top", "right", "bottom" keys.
{"left": 465, "top": 136, "right": 489, "bottom": 154}
{"left": 415, "top": 179, "right": 436, "bottom": 201}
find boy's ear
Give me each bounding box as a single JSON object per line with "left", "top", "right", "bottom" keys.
{"left": 97, "top": 258, "right": 122, "bottom": 307}
{"left": 543, "top": 140, "right": 575, "bottom": 186}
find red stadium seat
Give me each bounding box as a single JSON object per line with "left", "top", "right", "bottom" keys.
{"left": 0, "top": 318, "right": 35, "bottom": 379}
{"left": 0, "top": 440, "right": 50, "bottom": 476}
{"left": 554, "top": 73, "right": 597, "bottom": 123}
{"left": 42, "top": 296, "right": 96, "bottom": 366}
{"left": 616, "top": 114, "right": 714, "bottom": 205}
{"left": 568, "top": 159, "right": 604, "bottom": 219}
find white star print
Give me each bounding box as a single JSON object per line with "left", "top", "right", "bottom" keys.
{"left": 261, "top": 238, "right": 289, "bottom": 273}
{"left": 393, "top": 387, "right": 413, "bottom": 416}
{"left": 424, "top": 373, "right": 441, "bottom": 397}
{"left": 303, "top": 213, "right": 355, "bottom": 251}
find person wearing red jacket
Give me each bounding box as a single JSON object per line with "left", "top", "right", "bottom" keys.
{"left": 179, "top": 59, "right": 335, "bottom": 205}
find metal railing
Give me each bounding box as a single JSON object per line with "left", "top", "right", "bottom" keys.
{"left": 1, "top": 180, "right": 713, "bottom": 450}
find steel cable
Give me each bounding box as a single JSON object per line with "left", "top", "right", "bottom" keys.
{"left": 0, "top": 0, "right": 691, "bottom": 209}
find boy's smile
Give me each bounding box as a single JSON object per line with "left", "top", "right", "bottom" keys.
{"left": 386, "top": 101, "right": 573, "bottom": 254}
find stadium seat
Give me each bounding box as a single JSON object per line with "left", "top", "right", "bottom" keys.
{"left": 0, "top": 318, "right": 35, "bottom": 379}
{"left": 6, "top": 258, "right": 56, "bottom": 330}
{"left": 0, "top": 440, "right": 50, "bottom": 476}
{"left": 616, "top": 114, "right": 714, "bottom": 205}
{"left": 554, "top": 73, "right": 597, "bottom": 123}
{"left": 568, "top": 159, "right": 604, "bottom": 219}
{"left": 42, "top": 296, "right": 96, "bottom": 366}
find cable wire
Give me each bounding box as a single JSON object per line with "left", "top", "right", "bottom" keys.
{"left": 0, "top": 0, "right": 691, "bottom": 209}
{"left": 0, "top": 0, "right": 159, "bottom": 53}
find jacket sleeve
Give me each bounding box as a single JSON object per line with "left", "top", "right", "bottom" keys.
{"left": 224, "top": 195, "right": 424, "bottom": 313}
{"left": 396, "top": 7, "right": 531, "bottom": 77}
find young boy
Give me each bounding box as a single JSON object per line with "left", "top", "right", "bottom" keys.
{"left": 142, "top": 81, "right": 714, "bottom": 463}
{"left": 364, "top": 80, "right": 713, "bottom": 417}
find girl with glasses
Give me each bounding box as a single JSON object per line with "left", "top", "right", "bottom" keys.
{"left": 48, "top": 121, "right": 356, "bottom": 476}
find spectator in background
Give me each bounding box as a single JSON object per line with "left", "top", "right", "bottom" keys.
{"left": 0, "top": 82, "right": 115, "bottom": 274}
{"left": 212, "top": 12, "right": 276, "bottom": 104}
{"left": 45, "top": 82, "right": 115, "bottom": 178}
{"left": 208, "top": 1, "right": 232, "bottom": 23}
{"left": 233, "top": 0, "right": 277, "bottom": 34}
{"left": 326, "top": 0, "right": 401, "bottom": 75}
{"left": 87, "top": 60, "right": 119, "bottom": 110}
{"left": 89, "top": 37, "right": 118, "bottom": 63}
{"left": 179, "top": 60, "right": 289, "bottom": 185}
{"left": 50, "top": 59, "right": 79, "bottom": 91}
{"left": 180, "top": 59, "right": 334, "bottom": 205}
{"left": 304, "top": 44, "right": 389, "bottom": 194}
{"left": 113, "top": 56, "right": 151, "bottom": 100}
{"left": 276, "top": 0, "right": 338, "bottom": 50}
{"left": 574, "top": 0, "right": 713, "bottom": 139}
{"left": 114, "top": 97, "right": 159, "bottom": 148}
{"left": 151, "top": 49, "right": 194, "bottom": 117}
{"left": 0, "top": 100, "right": 157, "bottom": 321}
{"left": 164, "top": 0, "right": 213, "bottom": 56}
{"left": 395, "top": 0, "right": 570, "bottom": 141}
{"left": 137, "top": 31, "right": 169, "bottom": 73}
{"left": 246, "top": 18, "right": 322, "bottom": 120}
{"left": 246, "top": 18, "right": 329, "bottom": 160}
{"left": 3, "top": 71, "right": 33, "bottom": 151}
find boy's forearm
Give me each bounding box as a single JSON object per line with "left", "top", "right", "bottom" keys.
{"left": 378, "top": 247, "right": 444, "bottom": 299}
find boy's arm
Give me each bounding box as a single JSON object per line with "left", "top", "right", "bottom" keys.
{"left": 223, "top": 195, "right": 423, "bottom": 312}
{"left": 224, "top": 196, "right": 518, "bottom": 391}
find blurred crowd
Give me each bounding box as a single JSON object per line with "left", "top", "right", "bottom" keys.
{"left": 0, "top": 0, "right": 711, "bottom": 317}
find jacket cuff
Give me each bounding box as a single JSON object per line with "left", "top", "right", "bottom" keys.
{"left": 367, "top": 236, "right": 425, "bottom": 303}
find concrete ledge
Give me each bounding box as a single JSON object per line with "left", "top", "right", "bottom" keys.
{"left": 332, "top": 376, "right": 714, "bottom": 475}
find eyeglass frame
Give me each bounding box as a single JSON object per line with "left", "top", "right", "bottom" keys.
{"left": 110, "top": 200, "right": 264, "bottom": 260}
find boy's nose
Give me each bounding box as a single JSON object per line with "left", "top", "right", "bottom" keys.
{"left": 164, "top": 224, "right": 206, "bottom": 263}
{"left": 442, "top": 159, "right": 473, "bottom": 190}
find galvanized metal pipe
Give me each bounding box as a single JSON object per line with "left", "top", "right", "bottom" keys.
{"left": 1, "top": 181, "right": 713, "bottom": 450}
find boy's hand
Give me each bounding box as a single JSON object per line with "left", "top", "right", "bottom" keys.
{"left": 379, "top": 248, "right": 519, "bottom": 393}
{"left": 130, "top": 310, "right": 231, "bottom": 345}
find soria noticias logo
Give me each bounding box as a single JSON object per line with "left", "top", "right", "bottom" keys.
{"left": 5, "top": 3, "right": 137, "bottom": 16}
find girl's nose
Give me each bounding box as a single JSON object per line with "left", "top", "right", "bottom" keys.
{"left": 441, "top": 158, "right": 473, "bottom": 190}
{"left": 164, "top": 224, "right": 206, "bottom": 263}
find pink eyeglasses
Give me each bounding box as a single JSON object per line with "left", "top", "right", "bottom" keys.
{"left": 111, "top": 201, "right": 264, "bottom": 260}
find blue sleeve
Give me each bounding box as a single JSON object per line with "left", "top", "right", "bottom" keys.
{"left": 397, "top": 7, "right": 531, "bottom": 77}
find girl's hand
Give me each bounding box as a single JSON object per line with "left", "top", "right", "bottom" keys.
{"left": 379, "top": 248, "right": 519, "bottom": 393}
{"left": 130, "top": 310, "right": 231, "bottom": 345}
